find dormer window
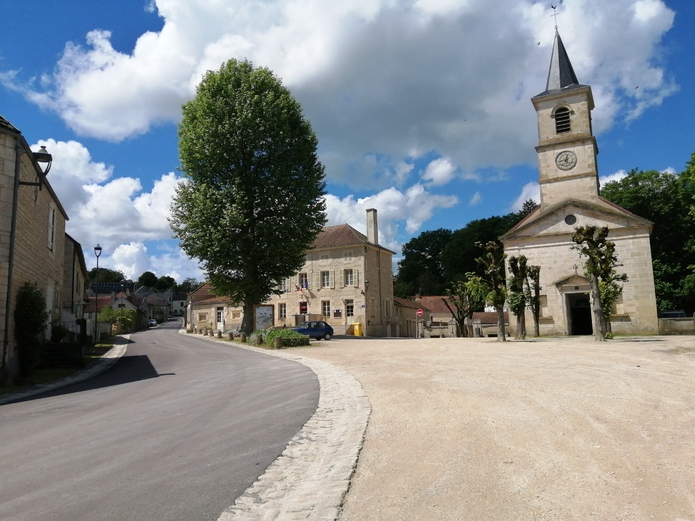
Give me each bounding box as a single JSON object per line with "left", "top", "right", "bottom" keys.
{"left": 555, "top": 107, "right": 571, "bottom": 134}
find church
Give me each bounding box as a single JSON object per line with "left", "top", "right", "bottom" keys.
{"left": 501, "top": 30, "right": 659, "bottom": 335}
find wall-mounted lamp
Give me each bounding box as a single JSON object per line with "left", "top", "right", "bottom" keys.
{"left": 33, "top": 146, "right": 53, "bottom": 175}
{"left": 19, "top": 146, "right": 53, "bottom": 189}
{"left": 361, "top": 279, "right": 370, "bottom": 295}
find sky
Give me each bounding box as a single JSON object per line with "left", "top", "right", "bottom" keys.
{"left": 1, "top": 0, "right": 694, "bottom": 283}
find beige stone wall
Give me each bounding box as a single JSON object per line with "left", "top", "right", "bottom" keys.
{"left": 506, "top": 227, "right": 658, "bottom": 336}
{"left": 1, "top": 135, "right": 66, "bottom": 372}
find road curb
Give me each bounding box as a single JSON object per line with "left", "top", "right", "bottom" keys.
{"left": 179, "top": 330, "right": 371, "bottom": 521}
{"left": 0, "top": 335, "right": 130, "bottom": 406}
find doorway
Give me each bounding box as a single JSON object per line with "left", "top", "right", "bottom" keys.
{"left": 567, "top": 293, "right": 592, "bottom": 335}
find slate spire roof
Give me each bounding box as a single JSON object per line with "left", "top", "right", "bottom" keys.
{"left": 534, "top": 30, "right": 588, "bottom": 98}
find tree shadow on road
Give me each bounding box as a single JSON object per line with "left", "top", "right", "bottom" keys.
{"left": 4, "top": 353, "right": 174, "bottom": 404}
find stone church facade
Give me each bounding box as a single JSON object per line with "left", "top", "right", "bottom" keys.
{"left": 501, "top": 31, "right": 658, "bottom": 336}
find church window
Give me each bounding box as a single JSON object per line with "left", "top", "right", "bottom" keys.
{"left": 555, "top": 107, "right": 571, "bottom": 134}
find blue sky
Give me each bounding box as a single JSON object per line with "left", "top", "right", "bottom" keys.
{"left": 1, "top": 0, "right": 693, "bottom": 282}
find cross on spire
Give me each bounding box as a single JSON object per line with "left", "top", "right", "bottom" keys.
{"left": 551, "top": 5, "right": 559, "bottom": 29}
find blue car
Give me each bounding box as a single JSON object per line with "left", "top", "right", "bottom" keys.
{"left": 292, "top": 321, "right": 334, "bottom": 340}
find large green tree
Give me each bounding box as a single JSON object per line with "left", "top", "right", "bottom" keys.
{"left": 601, "top": 168, "right": 695, "bottom": 312}
{"left": 170, "top": 59, "right": 327, "bottom": 333}
{"left": 395, "top": 228, "right": 452, "bottom": 298}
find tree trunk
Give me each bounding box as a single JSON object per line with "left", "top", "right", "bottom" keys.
{"left": 242, "top": 302, "right": 255, "bottom": 334}
{"left": 516, "top": 312, "right": 526, "bottom": 340}
{"left": 496, "top": 306, "right": 506, "bottom": 342}
{"left": 589, "top": 275, "right": 606, "bottom": 341}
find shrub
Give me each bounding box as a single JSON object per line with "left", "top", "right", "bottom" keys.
{"left": 263, "top": 328, "right": 310, "bottom": 348}
{"left": 14, "top": 282, "right": 50, "bottom": 376}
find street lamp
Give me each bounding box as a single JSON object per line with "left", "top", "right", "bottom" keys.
{"left": 93, "top": 244, "right": 102, "bottom": 344}
{"left": 119, "top": 282, "right": 124, "bottom": 332}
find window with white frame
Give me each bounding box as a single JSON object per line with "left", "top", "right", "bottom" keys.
{"left": 321, "top": 271, "right": 330, "bottom": 288}
{"left": 345, "top": 299, "right": 354, "bottom": 317}
{"left": 279, "top": 303, "right": 287, "bottom": 319}
{"left": 344, "top": 251, "right": 353, "bottom": 261}
{"left": 299, "top": 272, "right": 308, "bottom": 289}
{"left": 344, "top": 269, "right": 354, "bottom": 286}
{"left": 322, "top": 300, "right": 331, "bottom": 316}
{"left": 279, "top": 279, "right": 287, "bottom": 292}
{"left": 47, "top": 203, "right": 56, "bottom": 252}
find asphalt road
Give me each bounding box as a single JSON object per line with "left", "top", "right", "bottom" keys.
{"left": 0, "top": 321, "right": 319, "bottom": 521}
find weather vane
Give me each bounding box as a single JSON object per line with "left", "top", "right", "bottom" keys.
{"left": 551, "top": 5, "right": 559, "bottom": 29}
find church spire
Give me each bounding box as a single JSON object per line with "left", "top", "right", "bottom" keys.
{"left": 545, "top": 30, "right": 580, "bottom": 92}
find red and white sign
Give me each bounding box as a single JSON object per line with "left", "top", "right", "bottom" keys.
{"left": 417, "top": 308, "right": 423, "bottom": 317}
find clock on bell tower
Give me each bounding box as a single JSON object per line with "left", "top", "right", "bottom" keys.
{"left": 532, "top": 30, "right": 600, "bottom": 209}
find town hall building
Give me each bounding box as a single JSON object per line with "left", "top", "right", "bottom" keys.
{"left": 501, "top": 30, "right": 659, "bottom": 335}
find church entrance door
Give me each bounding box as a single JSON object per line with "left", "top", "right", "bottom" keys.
{"left": 567, "top": 293, "right": 593, "bottom": 335}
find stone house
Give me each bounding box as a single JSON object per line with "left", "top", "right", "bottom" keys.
{"left": 1, "top": 115, "right": 69, "bottom": 376}
{"left": 393, "top": 297, "right": 430, "bottom": 338}
{"left": 501, "top": 31, "right": 658, "bottom": 336}
{"left": 61, "top": 233, "right": 88, "bottom": 341}
{"left": 188, "top": 209, "right": 401, "bottom": 337}
{"left": 414, "top": 295, "right": 458, "bottom": 338}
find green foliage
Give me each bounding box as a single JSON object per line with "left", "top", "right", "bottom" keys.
{"left": 155, "top": 275, "right": 176, "bottom": 292}
{"left": 601, "top": 168, "right": 695, "bottom": 312}
{"left": 177, "top": 277, "right": 200, "bottom": 294}
{"left": 571, "top": 226, "right": 627, "bottom": 341}
{"left": 14, "top": 282, "right": 50, "bottom": 375}
{"left": 88, "top": 267, "right": 126, "bottom": 284}
{"left": 525, "top": 265, "right": 542, "bottom": 337}
{"left": 508, "top": 255, "right": 529, "bottom": 339}
{"left": 137, "top": 271, "right": 158, "bottom": 288}
{"left": 472, "top": 242, "right": 508, "bottom": 341}
{"left": 395, "top": 229, "right": 452, "bottom": 298}
{"left": 171, "top": 59, "right": 326, "bottom": 334}
{"left": 263, "top": 328, "right": 310, "bottom": 348}
{"left": 443, "top": 276, "right": 484, "bottom": 337}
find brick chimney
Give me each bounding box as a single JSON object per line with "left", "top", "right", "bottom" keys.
{"left": 366, "top": 208, "right": 378, "bottom": 245}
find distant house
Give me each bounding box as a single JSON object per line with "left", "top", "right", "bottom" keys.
{"left": 61, "top": 234, "right": 88, "bottom": 341}
{"left": 1, "top": 115, "right": 69, "bottom": 376}
{"left": 170, "top": 291, "right": 187, "bottom": 317}
{"left": 414, "top": 295, "right": 458, "bottom": 338}
{"left": 188, "top": 209, "right": 403, "bottom": 337}
{"left": 394, "top": 297, "right": 429, "bottom": 337}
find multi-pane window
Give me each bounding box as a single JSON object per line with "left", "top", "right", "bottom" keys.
{"left": 345, "top": 299, "right": 354, "bottom": 317}
{"left": 555, "top": 107, "right": 571, "bottom": 134}
{"left": 344, "top": 251, "right": 353, "bottom": 261}
{"left": 321, "top": 271, "right": 331, "bottom": 288}
{"left": 47, "top": 204, "right": 56, "bottom": 251}
{"left": 299, "top": 272, "right": 308, "bottom": 289}
{"left": 279, "top": 279, "right": 287, "bottom": 292}
{"left": 344, "top": 269, "right": 354, "bottom": 286}
{"left": 279, "top": 303, "right": 287, "bottom": 319}
{"left": 322, "top": 300, "right": 331, "bottom": 317}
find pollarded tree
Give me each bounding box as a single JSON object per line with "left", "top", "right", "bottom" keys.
{"left": 443, "top": 276, "right": 484, "bottom": 337}
{"left": 170, "top": 59, "right": 327, "bottom": 334}
{"left": 525, "top": 265, "right": 542, "bottom": 337}
{"left": 508, "top": 255, "right": 528, "bottom": 339}
{"left": 571, "top": 226, "right": 627, "bottom": 341}
{"left": 472, "top": 241, "right": 508, "bottom": 342}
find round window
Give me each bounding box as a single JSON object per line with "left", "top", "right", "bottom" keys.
{"left": 565, "top": 214, "right": 577, "bottom": 225}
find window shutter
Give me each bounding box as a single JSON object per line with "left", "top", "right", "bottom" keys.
{"left": 354, "top": 269, "right": 359, "bottom": 287}
{"left": 331, "top": 271, "right": 335, "bottom": 289}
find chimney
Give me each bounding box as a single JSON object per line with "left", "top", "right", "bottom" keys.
{"left": 366, "top": 208, "right": 378, "bottom": 245}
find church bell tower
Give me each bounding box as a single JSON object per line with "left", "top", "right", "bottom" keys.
{"left": 532, "top": 30, "right": 600, "bottom": 209}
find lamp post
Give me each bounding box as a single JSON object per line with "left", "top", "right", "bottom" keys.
{"left": 119, "top": 282, "right": 124, "bottom": 332}
{"left": 93, "top": 244, "right": 102, "bottom": 344}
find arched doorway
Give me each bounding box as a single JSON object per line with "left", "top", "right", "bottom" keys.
{"left": 567, "top": 293, "right": 592, "bottom": 335}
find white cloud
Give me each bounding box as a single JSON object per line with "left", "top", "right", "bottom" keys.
{"left": 325, "top": 184, "right": 458, "bottom": 252}
{"left": 422, "top": 157, "right": 456, "bottom": 186}
{"left": 599, "top": 170, "right": 629, "bottom": 187}
{"left": 510, "top": 181, "right": 540, "bottom": 212}
{"left": 469, "top": 191, "right": 482, "bottom": 206}
{"left": 6, "top": 0, "right": 676, "bottom": 188}
{"left": 109, "top": 241, "right": 204, "bottom": 281}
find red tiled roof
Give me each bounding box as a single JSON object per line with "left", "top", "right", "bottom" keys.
{"left": 311, "top": 224, "right": 368, "bottom": 249}
{"left": 85, "top": 296, "right": 112, "bottom": 314}
{"left": 189, "top": 282, "right": 216, "bottom": 302}
{"left": 415, "top": 296, "right": 454, "bottom": 314}
{"left": 394, "top": 297, "right": 430, "bottom": 312}
{"left": 472, "top": 312, "right": 509, "bottom": 324}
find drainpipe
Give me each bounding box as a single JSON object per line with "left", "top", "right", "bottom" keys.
{"left": 2, "top": 141, "right": 23, "bottom": 374}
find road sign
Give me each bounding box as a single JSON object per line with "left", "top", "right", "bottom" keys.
{"left": 417, "top": 308, "right": 423, "bottom": 317}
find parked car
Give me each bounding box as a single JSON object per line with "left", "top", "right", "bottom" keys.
{"left": 148, "top": 319, "right": 158, "bottom": 327}
{"left": 292, "top": 321, "right": 334, "bottom": 340}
